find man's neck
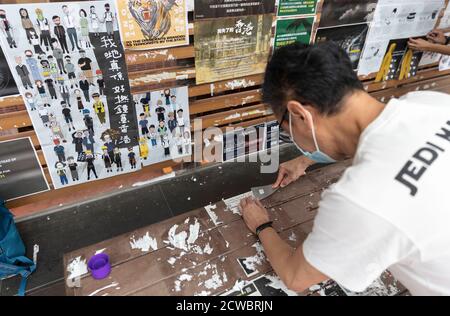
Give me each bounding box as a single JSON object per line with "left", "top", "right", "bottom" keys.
{"left": 328, "top": 91, "right": 386, "bottom": 159}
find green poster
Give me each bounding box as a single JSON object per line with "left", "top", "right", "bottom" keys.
{"left": 278, "top": 0, "right": 318, "bottom": 16}
{"left": 274, "top": 17, "right": 314, "bottom": 48}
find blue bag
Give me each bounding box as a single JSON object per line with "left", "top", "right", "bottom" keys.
{"left": 0, "top": 199, "right": 36, "bottom": 296}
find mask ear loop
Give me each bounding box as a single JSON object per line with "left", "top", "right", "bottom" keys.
{"left": 289, "top": 112, "right": 308, "bottom": 155}
{"left": 309, "top": 118, "right": 321, "bottom": 152}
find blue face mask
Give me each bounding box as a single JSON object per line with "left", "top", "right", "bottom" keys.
{"left": 289, "top": 112, "right": 336, "bottom": 164}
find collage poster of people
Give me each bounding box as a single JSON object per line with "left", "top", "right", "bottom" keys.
{"left": 116, "top": 0, "right": 189, "bottom": 50}
{"left": 133, "top": 86, "right": 191, "bottom": 166}
{"left": 0, "top": 1, "right": 142, "bottom": 189}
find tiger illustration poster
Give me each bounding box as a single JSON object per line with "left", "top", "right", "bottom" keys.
{"left": 116, "top": 0, "right": 189, "bottom": 50}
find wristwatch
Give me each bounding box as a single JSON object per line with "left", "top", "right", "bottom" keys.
{"left": 255, "top": 221, "right": 274, "bottom": 236}
{"left": 446, "top": 36, "right": 450, "bottom": 45}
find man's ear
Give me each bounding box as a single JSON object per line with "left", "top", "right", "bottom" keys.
{"left": 287, "top": 100, "right": 314, "bottom": 131}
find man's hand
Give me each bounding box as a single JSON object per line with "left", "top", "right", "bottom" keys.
{"left": 408, "top": 38, "right": 434, "bottom": 52}
{"left": 239, "top": 197, "right": 270, "bottom": 234}
{"left": 427, "top": 29, "right": 447, "bottom": 45}
{"left": 273, "top": 156, "right": 313, "bottom": 189}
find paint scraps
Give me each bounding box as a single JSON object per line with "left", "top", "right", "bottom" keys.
{"left": 95, "top": 248, "right": 107, "bottom": 255}
{"left": 239, "top": 242, "right": 266, "bottom": 276}
{"left": 288, "top": 232, "right": 297, "bottom": 242}
{"left": 204, "top": 204, "right": 222, "bottom": 226}
{"left": 263, "top": 274, "right": 298, "bottom": 296}
{"left": 167, "top": 218, "right": 200, "bottom": 252}
{"left": 67, "top": 256, "right": 88, "bottom": 280}
{"left": 168, "top": 257, "right": 177, "bottom": 265}
{"left": 225, "top": 79, "right": 256, "bottom": 90}
{"left": 130, "top": 232, "right": 158, "bottom": 252}
{"left": 223, "top": 192, "right": 254, "bottom": 215}
{"left": 174, "top": 273, "right": 194, "bottom": 292}
{"left": 88, "top": 282, "right": 120, "bottom": 296}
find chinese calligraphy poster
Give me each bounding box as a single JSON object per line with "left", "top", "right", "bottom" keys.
{"left": 274, "top": 16, "right": 314, "bottom": 49}
{"left": 194, "top": 0, "right": 275, "bottom": 19}
{"left": 277, "top": 0, "right": 318, "bottom": 17}
{"left": 0, "top": 1, "right": 141, "bottom": 189}
{"left": 195, "top": 14, "right": 273, "bottom": 85}
{"left": 133, "top": 86, "right": 191, "bottom": 166}
{"left": 116, "top": 0, "right": 189, "bottom": 50}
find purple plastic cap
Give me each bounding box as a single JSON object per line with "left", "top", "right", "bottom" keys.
{"left": 88, "top": 253, "right": 111, "bottom": 280}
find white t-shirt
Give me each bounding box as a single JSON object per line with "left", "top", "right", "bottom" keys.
{"left": 303, "top": 91, "right": 450, "bottom": 296}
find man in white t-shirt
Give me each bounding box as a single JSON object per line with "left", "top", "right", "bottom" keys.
{"left": 239, "top": 42, "right": 450, "bottom": 296}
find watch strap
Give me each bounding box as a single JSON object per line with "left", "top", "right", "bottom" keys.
{"left": 255, "top": 221, "right": 273, "bottom": 236}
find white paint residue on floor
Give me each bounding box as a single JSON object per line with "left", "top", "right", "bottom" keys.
{"left": 88, "top": 282, "right": 119, "bottom": 296}
{"left": 203, "top": 264, "right": 227, "bottom": 290}
{"left": 242, "top": 242, "right": 266, "bottom": 273}
{"left": 129, "top": 232, "right": 158, "bottom": 252}
{"left": 168, "top": 224, "right": 189, "bottom": 251}
{"left": 288, "top": 232, "right": 297, "bottom": 242}
{"left": 203, "top": 243, "right": 214, "bottom": 255}
{"left": 187, "top": 219, "right": 200, "bottom": 245}
{"left": 195, "top": 290, "right": 212, "bottom": 296}
{"left": 264, "top": 275, "right": 298, "bottom": 296}
{"left": 174, "top": 274, "right": 193, "bottom": 292}
{"left": 204, "top": 204, "right": 222, "bottom": 226}
{"left": 167, "top": 218, "right": 201, "bottom": 253}
{"left": 168, "top": 257, "right": 177, "bottom": 265}
{"left": 67, "top": 256, "right": 88, "bottom": 280}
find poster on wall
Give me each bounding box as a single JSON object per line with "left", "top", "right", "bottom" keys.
{"left": 223, "top": 123, "right": 265, "bottom": 162}
{"left": 0, "top": 137, "right": 49, "bottom": 201}
{"left": 194, "top": 0, "right": 275, "bottom": 20}
{"left": 0, "top": 1, "right": 141, "bottom": 190}
{"left": 0, "top": 46, "right": 19, "bottom": 97}
{"left": 133, "top": 86, "right": 191, "bottom": 166}
{"left": 116, "top": 0, "right": 189, "bottom": 50}
{"left": 318, "top": 0, "right": 378, "bottom": 28}
{"left": 375, "top": 38, "right": 423, "bottom": 82}
{"left": 357, "top": 0, "right": 445, "bottom": 76}
{"left": 315, "top": 23, "right": 369, "bottom": 70}
{"left": 277, "top": 0, "right": 318, "bottom": 17}
{"left": 195, "top": 14, "right": 273, "bottom": 85}
{"left": 274, "top": 16, "right": 314, "bottom": 48}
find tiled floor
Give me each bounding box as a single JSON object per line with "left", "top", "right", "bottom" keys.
{"left": 62, "top": 162, "right": 407, "bottom": 296}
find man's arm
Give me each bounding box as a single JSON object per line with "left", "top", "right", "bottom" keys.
{"left": 409, "top": 38, "right": 450, "bottom": 55}
{"left": 239, "top": 197, "right": 328, "bottom": 293}
{"left": 258, "top": 227, "right": 329, "bottom": 292}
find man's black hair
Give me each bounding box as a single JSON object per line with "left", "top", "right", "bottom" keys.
{"left": 263, "top": 42, "right": 364, "bottom": 117}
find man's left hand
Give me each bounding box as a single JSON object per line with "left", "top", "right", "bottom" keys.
{"left": 239, "top": 197, "right": 270, "bottom": 234}
{"left": 408, "top": 38, "right": 434, "bottom": 52}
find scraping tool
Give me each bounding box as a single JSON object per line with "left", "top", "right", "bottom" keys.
{"left": 251, "top": 184, "right": 279, "bottom": 200}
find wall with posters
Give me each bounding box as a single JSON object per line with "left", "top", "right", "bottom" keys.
{"left": 133, "top": 86, "right": 191, "bottom": 166}
{"left": 116, "top": 0, "right": 189, "bottom": 50}
{"left": 0, "top": 1, "right": 141, "bottom": 189}
{"left": 0, "top": 137, "right": 49, "bottom": 201}
{"left": 358, "top": 0, "right": 446, "bottom": 76}
{"left": 315, "top": 0, "right": 376, "bottom": 71}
